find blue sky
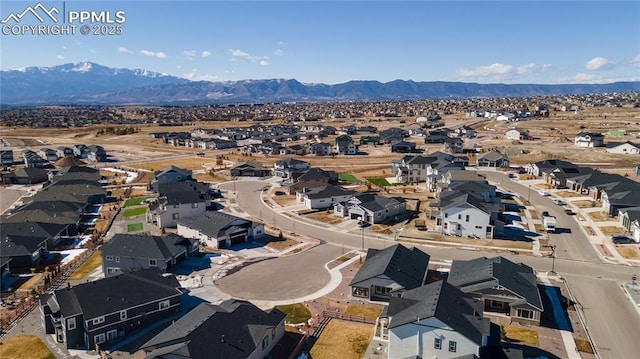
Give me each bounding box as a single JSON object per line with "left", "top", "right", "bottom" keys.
{"left": 1, "top": 1, "right": 639, "bottom": 84}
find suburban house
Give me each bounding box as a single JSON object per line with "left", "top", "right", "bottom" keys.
{"left": 101, "top": 233, "right": 199, "bottom": 276}
{"left": 504, "top": 128, "right": 530, "bottom": 141}
{"left": 73, "top": 144, "right": 91, "bottom": 158}
{"left": 350, "top": 244, "right": 430, "bottom": 302}
{"left": 390, "top": 141, "right": 418, "bottom": 153}
{"left": 379, "top": 127, "right": 406, "bottom": 144}
{"left": 606, "top": 141, "right": 640, "bottom": 155}
{"left": 230, "top": 161, "right": 272, "bottom": 177}
{"left": 526, "top": 159, "right": 579, "bottom": 178}
{"left": 335, "top": 135, "right": 358, "bottom": 155}
{"left": 476, "top": 150, "right": 510, "bottom": 168}
{"left": 380, "top": 280, "right": 491, "bottom": 359}
{"left": 309, "top": 142, "right": 332, "bottom": 156}
{"left": 0, "top": 149, "right": 14, "bottom": 165}
{"left": 146, "top": 189, "right": 208, "bottom": 228}
{"left": 0, "top": 220, "right": 70, "bottom": 250}
{"left": 574, "top": 131, "right": 605, "bottom": 147}
{"left": 618, "top": 207, "right": 640, "bottom": 242}
{"left": 40, "top": 268, "right": 182, "bottom": 349}
{"left": 424, "top": 128, "right": 453, "bottom": 143}
{"left": 40, "top": 148, "right": 59, "bottom": 162}
{"left": 177, "top": 211, "right": 264, "bottom": 249}
{"left": 87, "top": 145, "right": 107, "bottom": 162}
{"left": 454, "top": 126, "right": 477, "bottom": 138}
{"left": 273, "top": 158, "right": 309, "bottom": 179}
{"left": 443, "top": 137, "right": 464, "bottom": 154}
{"left": 0, "top": 233, "right": 48, "bottom": 270}
{"left": 437, "top": 191, "right": 502, "bottom": 239}
{"left": 149, "top": 166, "right": 193, "bottom": 189}
{"left": 296, "top": 185, "right": 356, "bottom": 210}
{"left": 56, "top": 146, "right": 75, "bottom": 159}
{"left": 5, "top": 167, "right": 49, "bottom": 184}
{"left": 334, "top": 193, "right": 406, "bottom": 224}
{"left": 601, "top": 184, "right": 640, "bottom": 217}
{"left": 447, "top": 256, "right": 544, "bottom": 326}
{"left": 284, "top": 167, "right": 337, "bottom": 195}
{"left": 392, "top": 151, "right": 465, "bottom": 185}
{"left": 22, "top": 149, "right": 48, "bottom": 167}
{"left": 443, "top": 180, "right": 500, "bottom": 203}
{"left": 141, "top": 300, "right": 286, "bottom": 359}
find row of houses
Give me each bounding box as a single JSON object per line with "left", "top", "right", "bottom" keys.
{"left": 527, "top": 159, "right": 640, "bottom": 241}
{"left": 1, "top": 166, "right": 107, "bottom": 274}
{"left": 4, "top": 145, "right": 109, "bottom": 167}
{"left": 349, "top": 243, "right": 542, "bottom": 359}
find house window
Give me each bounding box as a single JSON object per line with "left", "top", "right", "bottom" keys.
{"left": 120, "top": 310, "right": 127, "bottom": 320}
{"left": 458, "top": 214, "right": 462, "bottom": 220}
{"left": 262, "top": 336, "right": 269, "bottom": 350}
{"left": 67, "top": 317, "right": 76, "bottom": 330}
{"left": 115, "top": 256, "right": 120, "bottom": 263}
{"left": 444, "top": 213, "right": 448, "bottom": 218}
{"left": 373, "top": 286, "right": 391, "bottom": 296}
{"left": 159, "top": 300, "right": 170, "bottom": 310}
{"left": 94, "top": 333, "right": 106, "bottom": 345}
{"left": 352, "top": 287, "right": 369, "bottom": 298}
{"left": 173, "top": 213, "right": 180, "bottom": 219}
{"left": 149, "top": 259, "right": 157, "bottom": 267}
{"left": 105, "top": 256, "right": 113, "bottom": 261}
{"left": 444, "top": 223, "right": 448, "bottom": 230}
{"left": 434, "top": 337, "right": 442, "bottom": 350}
{"left": 466, "top": 215, "right": 470, "bottom": 222}
{"left": 475, "top": 225, "right": 483, "bottom": 229}
{"left": 93, "top": 316, "right": 105, "bottom": 325}
{"left": 489, "top": 300, "right": 504, "bottom": 309}
{"left": 517, "top": 309, "right": 534, "bottom": 319}
{"left": 192, "top": 203, "right": 198, "bottom": 208}
{"left": 449, "top": 340, "right": 457, "bottom": 352}
{"left": 106, "top": 329, "right": 118, "bottom": 341}
{"left": 457, "top": 224, "right": 461, "bottom": 231}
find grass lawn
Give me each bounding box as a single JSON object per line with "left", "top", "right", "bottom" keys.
{"left": 275, "top": 303, "right": 312, "bottom": 324}
{"left": 0, "top": 335, "right": 55, "bottom": 359}
{"left": 500, "top": 325, "right": 539, "bottom": 346}
{"left": 127, "top": 222, "right": 144, "bottom": 232}
{"left": 122, "top": 207, "right": 147, "bottom": 218}
{"left": 344, "top": 304, "right": 383, "bottom": 318}
{"left": 339, "top": 173, "right": 359, "bottom": 184}
{"left": 68, "top": 251, "right": 102, "bottom": 280}
{"left": 366, "top": 177, "right": 391, "bottom": 187}
{"left": 310, "top": 320, "right": 372, "bottom": 359}
{"left": 124, "top": 196, "right": 154, "bottom": 207}
{"left": 598, "top": 225, "right": 625, "bottom": 235}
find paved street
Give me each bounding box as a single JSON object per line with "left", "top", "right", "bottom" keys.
{"left": 222, "top": 176, "right": 640, "bottom": 358}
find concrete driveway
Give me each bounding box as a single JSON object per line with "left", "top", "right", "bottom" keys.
{"left": 215, "top": 244, "right": 342, "bottom": 301}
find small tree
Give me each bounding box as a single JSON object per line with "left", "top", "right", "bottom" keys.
{"left": 278, "top": 231, "right": 284, "bottom": 241}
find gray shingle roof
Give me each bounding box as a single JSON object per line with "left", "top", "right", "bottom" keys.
{"left": 300, "top": 185, "right": 356, "bottom": 199}
{"left": 101, "top": 234, "right": 194, "bottom": 261}
{"left": 350, "top": 244, "right": 429, "bottom": 290}
{"left": 142, "top": 300, "right": 285, "bottom": 359}
{"left": 447, "top": 256, "right": 543, "bottom": 311}
{"left": 387, "top": 280, "right": 490, "bottom": 346}
{"left": 177, "top": 211, "right": 251, "bottom": 238}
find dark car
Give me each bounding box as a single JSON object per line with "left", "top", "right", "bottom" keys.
{"left": 274, "top": 190, "right": 286, "bottom": 196}
{"left": 358, "top": 220, "right": 371, "bottom": 228}
{"left": 612, "top": 235, "right": 634, "bottom": 244}
{"left": 541, "top": 211, "right": 550, "bottom": 217}
{"left": 564, "top": 208, "right": 575, "bottom": 215}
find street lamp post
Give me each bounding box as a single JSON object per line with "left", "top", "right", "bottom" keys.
{"left": 527, "top": 184, "right": 531, "bottom": 203}
{"left": 550, "top": 244, "right": 557, "bottom": 274}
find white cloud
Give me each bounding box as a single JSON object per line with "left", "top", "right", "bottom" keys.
{"left": 57, "top": 54, "right": 65, "bottom": 60}
{"left": 575, "top": 73, "right": 596, "bottom": 82}
{"left": 182, "top": 50, "right": 196, "bottom": 60}
{"left": 586, "top": 57, "right": 614, "bottom": 71}
{"left": 273, "top": 49, "right": 285, "bottom": 56}
{"left": 517, "top": 63, "right": 551, "bottom": 74}
{"left": 118, "top": 47, "right": 131, "bottom": 53}
{"left": 140, "top": 50, "right": 167, "bottom": 59}
{"left": 633, "top": 54, "right": 640, "bottom": 68}
{"left": 201, "top": 51, "right": 212, "bottom": 58}
{"left": 456, "top": 63, "right": 514, "bottom": 78}
{"left": 259, "top": 60, "right": 269, "bottom": 66}
{"left": 229, "top": 49, "right": 251, "bottom": 58}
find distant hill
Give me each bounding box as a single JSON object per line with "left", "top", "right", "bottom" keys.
{"left": 1, "top": 62, "right": 638, "bottom": 105}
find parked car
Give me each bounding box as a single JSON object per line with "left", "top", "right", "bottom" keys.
{"left": 612, "top": 235, "right": 634, "bottom": 244}
{"left": 357, "top": 220, "right": 371, "bottom": 228}
{"left": 538, "top": 190, "right": 550, "bottom": 196}
{"left": 552, "top": 198, "right": 565, "bottom": 205}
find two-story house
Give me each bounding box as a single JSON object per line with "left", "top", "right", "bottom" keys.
{"left": 335, "top": 135, "right": 358, "bottom": 155}
{"left": 0, "top": 149, "right": 14, "bottom": 165}
{"left": 437, "top": 191, "right": 503, "bottom": 239}
{"left": 40, "top": 268, "right": 182, "bottom": 349}
{"left": 296, "top": 185, "right": 356, "bottom": 210}
{"left": 504, "top": 128, "right": 529, "bottom": 141}
{"left": 574, "top": 131, "right": 605, "bottom": 148}
{"left": 476, "top": 150, "right": 510, "bottom": 168}
{"left": 146, "top": 190, "right": 208, "bottom": 228}
{"left": 309, "top": 142, "right": 332, "bottom": 156}
{"left": 273, "top": 158, "right": 309, "bottom": 179}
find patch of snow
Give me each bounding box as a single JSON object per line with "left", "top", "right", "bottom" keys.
{"left": 72, "top": 62, "right": 92, "bottom": 72}
{"left": 51, "top": 249, "right": 87, "bottom": 266}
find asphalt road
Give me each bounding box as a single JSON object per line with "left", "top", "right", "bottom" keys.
{"left": 224, "top": 176, "right": 640, "bottom": 358}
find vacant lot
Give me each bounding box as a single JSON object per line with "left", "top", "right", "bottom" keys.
{"left": 310, "top": 320, "right": 373, "bottom": 359}
{"left": 0, "top": 335, "right": 55, "bottom": 359}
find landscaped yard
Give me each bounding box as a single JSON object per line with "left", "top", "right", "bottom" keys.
{"left": 275, "top": 303, "right": 312, "bottom": 324}
{"left": 598, "top": 225, "right": 625, "bottom": 235}
{"left": 339, "top": 173, "right": 359, "bottom": 184}
{"left": 366, "top": 177, "right": 391, "bottom": 187}
{"left": 571, "top": 200, "right": 598, "bottom": 208}
{"left": 500, "top": 324, "right": 539, "bottom": 346}
{"left": 127, "top": 222, "right": 144, "bottom": 232}
{"left": 122, "top": 207, "right": 147, "bottom": 218}
{"left": 306, "top": 212, "right": 344, "bottom": 225}
{"left": 124, "top": 196, "right": 154, "bottom": 207}
{"left": 344, "top": 304, "right": 384, "bottom": 318}
{"left": 310, "top": 320, "right": 373, "bottom": 359}
{"left": 587, "top": 211, "right": 612, "bottom": 221}
{"left": 0, "top": 335, "right": 55, "bottom": 359}
{"left": 555, "top": 190, "right": 582, "bottom": 198}
{"left": 265, "top": 237, "right": 302, "bottom": 251}
{"left": 617, "top": 247, "right": 639, "bottom": 259}
{"left": 68, "top": 251, "right": 102, "bottom": 280}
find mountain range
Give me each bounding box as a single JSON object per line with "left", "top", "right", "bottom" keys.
{"left": 1, "top": 62, "right": 638, "bottom": 105}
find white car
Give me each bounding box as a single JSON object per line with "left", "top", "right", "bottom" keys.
{"left": 538, "top": 190, "right": 550, "bottom": 196}
{"left": 552, "top": 198, "right": 565, "bottom": 205}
